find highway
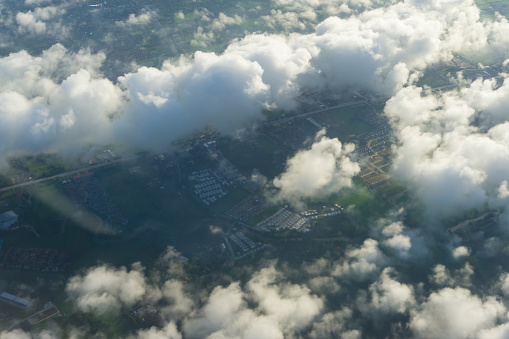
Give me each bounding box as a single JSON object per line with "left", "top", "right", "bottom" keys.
{"left": 259, "top": 100, "right": 365, "bottom": 126}
{"left": 130, "top": 0, "right": 180, "bottom": 57}
{"left": 0, "top": 156, "right": 139, "bottom": 193}
{"left": 0, "top": 101, "right": 366, "bottom": 193}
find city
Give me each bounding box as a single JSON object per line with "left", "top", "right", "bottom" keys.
{"left": 1, "top": 0, "right": 509, "bottom": 337}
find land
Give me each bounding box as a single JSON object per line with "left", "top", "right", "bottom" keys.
{"left": 0, "top": 85, "right": 399, "bottom": 331}
{"left": 0, "top": 0, "right": 507, "bottom": 335}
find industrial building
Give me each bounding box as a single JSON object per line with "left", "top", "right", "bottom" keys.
{"left": 0, "top": 292, "right": 30, "bottom": 309}
{"left": 0, "top": 211, "right": 18, "bottom": 230}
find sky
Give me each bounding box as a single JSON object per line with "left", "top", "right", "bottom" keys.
{"left": 2, "top": 0, "right": 509, "bottom": 337}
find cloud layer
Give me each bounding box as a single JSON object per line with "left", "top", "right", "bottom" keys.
{"left": 1, "top": 0, "right": 509, "bottom": 166}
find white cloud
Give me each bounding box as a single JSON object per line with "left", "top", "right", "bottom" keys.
{"left": 333, "top": 238, "right": 387, "bottom": 280}
{"left": 15, "top": 5, "right": 67, "bottom": 36}
{"left": 33, "top": 6, "right": 65, "bottom": 21}
{"left": 0, "top": 45, "right": 122, "bottom": 163}
{"left": 211, "top": 13, "right": 243, "bottom": 31}
{"left": 247, "top": 266, "right": 324, "bottom": 331}
{"left": 224, "top": 33, "right": 314, "bottom": 110}
{"left": 183, "top": 283, "right": 281, "bottom": 339}
{"left": 430, "top": 264, "right": 454, "bottom": 286}
{"left": 117, "top": 10, "right": 153, "bottom": 27}
{"left": 16, "top": 11, "right": 46, "bottom": 34}
{"left": 2, "top": 0, "right": 509, "bottom": 166}
{"left": 410, "top": 287, "right": 506, "bottom": 339}
{"left": 430, "top": 263, "right": 474, "bottom": 288}
{"left": 453, "top": 246, "right": 471, "bottom": 259}
{"left": 498, "top": 273, "right": 509, "bottom": 296}
{"left": 262, "top": 10, "right": 309, "bottom": 31}
{"left": 381, "top": 221, "right": 412, "bottom": 258}
{"left": 0, "top": 330, "right": 32, "bottom": 339}
{"left": 478, "top": 322, "right": 509, "bottom": 339}
{"left": 25, "top": 0, "right": 51, "bottom": 5}
{"left": 129, "top": 323, "right": 182, "bottom": 339}
{"left": 308, "top": 308, "right": 358, "bottom": 338}
{"left": 175, "top": 11, "right": 184, "bottom": 20}
{"left": 65, "top": 264, "right": 149, "bottom": 315}
{"left": 182, "top": 265, "right": 323, "bottom": 338}
{"left": 272, "top": 131, "right": 360, "bottom": 205}
{"left": 386, "top": 78, "right": 509, "bottom": 220}
{"left": 191, "top": 27, "right": 214, "bottom": 48}
{"left": 117, "top": 51, "right": 269, "bottom": 150}
{"left": 358, "top": 267, "right": 415, "bottom": 317}
{"left": 159, "top": 279, "right": 195, "bottom": 318}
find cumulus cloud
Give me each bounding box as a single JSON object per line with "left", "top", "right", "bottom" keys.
{"left": 386, "top": 76, "right": 509, "bottom": 221}
{"left": 430, "top": 263, "right": 474, "bottom": 288}
{"left": 308, "top": 308, "right": 359, "bottom": 338}
{"left": 247, "top": 266, "right": 324, "bottom": 330}
{"left": 181, "top": 265, "right": 323, "bottom": 338}
{"left": 129, "top": 323, "right": 182, "bottom": 339}
{"left": 410, "top": 287, "right": 506, "bottom": 339}
{"left": 381, "top": 221, "right": 413, "bottom": 258}
{"left": 357, "top": 267, "right": 415, "bottom": 318}
{"left": 159, "top": 279, "right": 195, "bottom": 318}
{"left": 0, "top": 44, "right": 272, "bottom": 162}
{"left": 271, "top": 0, "right": 384, "bottom": 19}
{"left": 0, "top": 329, "right": 33, "bottom": 339}
{"left": 262, "top": 10, "right": 310, "bottom": 31}
{"left": 2, "top": 0, "right": 509, "bottom": 166}
{"left": 0, "top": 68, "right": 124, "bottom": 160}
{"left": 224, "top": 33, "right": 314, "bottom": 110}
{"left": 116, "top": 10, "right": 153, "bottom": 27}
{"left": 116, "top": 51, "right": 269, "bottom": 150}
{"left": 453, "top": 246, "right": 471, "bottom": 259}
{"left": 62, "top": 262, "right": 330, "bottom": 338}
{"left": 333, "top": 238, "right": 387, "bottom": 280}
{"left": 478, "top": 322, "right": 509, "bottom": 339}
{"left": 211, "top": 13, "right": 243, "bottom": 31}
{"left": 272, "top": 131, "right": 360, "bottom": 206}
{"left": 15, "top": 5, "right": 67, "bottom": 36}
{"left": 190, "top": 27, "right": 214, "bottom": 48}
{"left": 0, "top": 45, "right": 122, "bottom": 163}
{"left": 430, "top": 264, "right": 455, "bottom": 286}
{"left": 183, "top": 283, "right": 280, "bottom": 339}
{"left": 16, "top": 11, "right": 47, "bottom": 34}
{"left": 174, "top": 11, "right": 184, "bottom": 21}
{"left": 25, "top": 0, "right": 51, "bottom": 5}
{"left": 498, "top": 272, "right": 509, "bottom": 296}
{"left": 66, "top": 264, "right": 149, "bottom": 315}
{"left": 5, "top": 0, "right": 509, "bottom": 337}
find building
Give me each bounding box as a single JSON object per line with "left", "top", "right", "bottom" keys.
{"left": 0, "top": 211, "right": 18, "bottom": 230}
{"left": 0, "top": 292, "right": 30, "bottom": 309}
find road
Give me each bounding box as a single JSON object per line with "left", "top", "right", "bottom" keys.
{"left": 0, "top": 101, "right": 365, "bottom": 193}
{"left": 0, "top": 156, "right": 139, "bottom": 193}
{"left": 431, "top": 84, "right": 457, "bottom": 92}
{"left": 130, "top": 0, "right": 180, "bottom": 57}
{"left": 259, "top": 100, "right": 365, "bottom": 126}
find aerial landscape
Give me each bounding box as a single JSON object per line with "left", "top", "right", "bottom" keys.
{"left": 2, "top": 0, "right": 509, "bottom": 338}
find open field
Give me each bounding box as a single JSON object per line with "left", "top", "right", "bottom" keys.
{"left": 217, "top": 136, "right": 286, "bottom": 180}
{"left": 209, "top": 187, "right": 250, "bottom": 215}
{"left": 320, "top": 104, "right": 376, "bottom": 141}
{"left": 475, "top": 0, "right": 509, "bottom": 18}
{"left": 416, "top": 69, "right": 452, "bottom": 88}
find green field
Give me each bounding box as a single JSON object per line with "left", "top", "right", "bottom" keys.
{"left": 475, "top": 0, "right": 509, "bottom": 18}
{"left": 416, "top": 69, "right": 452, "bottom": 88}
{"left": 319, "top": 105, "right": 376, "bottom": 141}
{"left": 217, "top": 136, "right": 286, "bottom": 180}
{"left": 209, "top": 187, "right": 250, "bottom": 214}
